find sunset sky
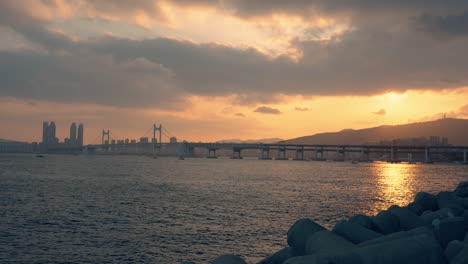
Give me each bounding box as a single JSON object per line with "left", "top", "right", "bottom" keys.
{"left": 1, "top": 0, "right": 468, "bottom": 144}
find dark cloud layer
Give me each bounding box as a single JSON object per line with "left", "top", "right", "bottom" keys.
{"left": 1, "top": 0, "right": 468, "bottom": 109}
{"left": 417, "top": 11, "right": 468, "bottom": 37}
{"left": 254, "top": 106, "right": 281, "bottom": 114}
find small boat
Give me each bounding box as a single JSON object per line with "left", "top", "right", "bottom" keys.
{"left": 408, "top": 161, "right": 416, "bottom": 164}
{"left": 35, "top": 154, "right": 44, "bottom": 157}
{"left": 351, "top": 161, "right": 359, "bottom": 164}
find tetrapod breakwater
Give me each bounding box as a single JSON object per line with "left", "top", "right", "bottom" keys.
{"left": 183, "top": 181, "right": 468, "bottom": 264}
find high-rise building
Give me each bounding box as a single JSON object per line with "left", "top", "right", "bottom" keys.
{"left": 77, "top": 123, "right": 84, "bottom": 146}
{"left": 430, "top": 136, "right": 440, "bottom": 146}
{"left": 42, "top": 121, "right": 49, "bottom": 144}
{"left": 70, "top": 123, "right": 77, "bottom": 145}
{"left": 170, "top": 137, "right": 177, "bottom": 143}
{"left": 48, "top": 121, "right": 57, "bottom": 145}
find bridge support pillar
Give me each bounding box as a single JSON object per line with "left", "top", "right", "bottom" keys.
{"left": 207, "top": 148, "right": 217, "bottom": 159}
{"left": 232, "top": 148, "right": 242, "bottom": 159}
{"left": 276, "top": 145, "right": 287, "bottom": 160}
{"left": 463, "top": 149, "right": 467, "bottom": 164}
{"left": 335, "top": 147, "right": 345, "bottom": 161}
{"left": 294, "top": 146, "right": 304, "bottom": 160}
{"left": 360, "top": 148, "right": 370, "bottom": 162}
{"left": 389, "top": 147, "right": 399, "bottom": 163}
{"left": 315, "top": 148, "right": 324, "bottom": 161}
{"left": 260, "top": 148, "right": 271, "bottom": 160}
{"left": 408, "top": 153, "right": 413, "bottom": 163}
{"left": 424, "top": 147, "right": 431, "bottom": 163}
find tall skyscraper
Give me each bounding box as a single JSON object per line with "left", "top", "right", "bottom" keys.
{"left": 42, "top": 121, "right": 49, "bottom": 144}
{"left": 77, "top": 123, "right": 84, "bottom": 146}
{"left": 48, "top": 121, "right": 56, "bottom": 144}
{"left": 70, "top": 123, "right": 77, "bottom": 145}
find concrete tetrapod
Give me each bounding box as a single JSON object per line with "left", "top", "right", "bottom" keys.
{"left": 287, "top": 218, "right": 326, "bottom": 253}
{"left": 387, "top": 205, "right": 425, "bottom": 231}
{"left": 444, "top": 240, "right": 464, "bottom": 262}
{"left": 371, "top": 211, "right": 400, "bottom": 234}
{"left": 454, "top": 181, "right": 468, "bottom": 198}
{"left": 414, "top": 192, "right": 438, "bottom": 211}
{"left": 348, "top": 214, "right": 374, "bottom": 229}
{"left": 358, "top": 226, "right": 435, "bottom": 247}
{"left": 211, "top": 254, "right": 247, "bottom": 264}
{"left": 304, "top": 230, "right": 356, "bottom": 255}
{"left": 256, "top": 247, "right": 299, "bottom": 264}
{"left": 437, "top": 192, "right": 464, "bottom": 216}
{"left": 436, "top": 217, "right": 467, "bottom": 248}
{"left": 333, "top": 220, "right": 382, "bottom": 244}
{"left": 284, "top": 233, "right": 445, "bottom": 264}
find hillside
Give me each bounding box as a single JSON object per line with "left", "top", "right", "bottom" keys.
{"left": 282, "top": 118, "right": 468, "bottom": 145}
{"left": 217, "top": 138, "right": 284, "bottom": 144}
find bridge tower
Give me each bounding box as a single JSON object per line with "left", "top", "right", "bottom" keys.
{"left": 152, "top": 124, "right": 162, "bottom": 158}
{"left": 102, "top": 129, "right": 110, "bottom": 145}
{"left": 153, "top": 124, "right": 162, "bottom": 145}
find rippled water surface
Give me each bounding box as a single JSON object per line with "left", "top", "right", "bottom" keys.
{"left": 1, "top": 154, "right": 467, "bottom": 263}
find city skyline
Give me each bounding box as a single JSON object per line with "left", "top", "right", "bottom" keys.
{"left": 1, "top": 1, "right": 468, "bottom": 143}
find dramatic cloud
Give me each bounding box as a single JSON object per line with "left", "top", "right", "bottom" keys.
{"left": 295, "top": 107, "right": 309, "bottom": 111}
{"left": 417, "top": 11, "right": 468, "bottom": 37}
{"left": 254, "top": 106, "right": 281, "bottom": 114}
{"left": 372, "top": 109, "right": 386, "bottom": 116}
{"left": 1, "top": 0, "right": 468, "bottom": 110}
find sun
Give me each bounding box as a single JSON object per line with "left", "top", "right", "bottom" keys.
{"left": 387, "top": 92, "right": 401, "bottom": 101}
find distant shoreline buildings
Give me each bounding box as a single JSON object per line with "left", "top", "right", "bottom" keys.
{"left": 42, "top": 121, "right": 84, "bottom": 148}
{"left": 377, "top": 136, "right": 450, "bottom": 147}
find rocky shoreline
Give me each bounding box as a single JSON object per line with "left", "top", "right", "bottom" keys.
{"left": 184, "top": 181, "right": 468, "bottom": 264}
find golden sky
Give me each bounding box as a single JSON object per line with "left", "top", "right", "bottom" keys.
{"left": 1, "top": 1, "right": 468, "bottom": 143}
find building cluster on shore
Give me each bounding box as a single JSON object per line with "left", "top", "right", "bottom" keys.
{"left": 42, "top": 121, "right": 84, "bottom": 148}
{"left": 378, "top": 136, "right": 450, "bottom": 147}
{"left": 190, "top": 181, "right": 468, "bottom": 264}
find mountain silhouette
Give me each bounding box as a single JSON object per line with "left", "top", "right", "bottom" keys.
{"left": 282, "top": 118, "right": 468, "bottom": 145}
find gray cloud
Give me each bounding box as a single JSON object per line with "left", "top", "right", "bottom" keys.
{"left": 1, "top": 0, "right": 468, "bottom": 109}
{"left": 372, "top": 109, "right": 386, "bottom": 116}
{"left": 417, "top": 11, "right": 468, "bottom": 37}
{"left": 254, "top": 106, "right": 281, "bottom": 114}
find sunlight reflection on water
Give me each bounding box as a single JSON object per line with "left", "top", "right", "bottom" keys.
{"left": 372, "top": 163, "right": 419, "bottom": 212}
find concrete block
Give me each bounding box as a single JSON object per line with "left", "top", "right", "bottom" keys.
{"left": 407, "top": 202, "right": 425, "bottom": 216}
{"left": 436, "top": 217, "right": 467, "bottom": 248}
{"left": 212, "top": 254, "right": 247, "bottom": 264}
{"left": 454, "top": 181, "right": 468, "bottom": 198}
{"left": 257, "top": 247, "right": 296, "bottom": 264}
{"left": 414, "top": 192, "right": 438, "bottom": 211}
{"left": 388, "top": 205, "right": 425, "bottom": 230}
{"left": 371, "top": 211, "right": 400, "bottom": 234}
{"left": 463, "top": 198, "right": 468, "bottom": 208}
{"left": 356, "top": 233, "right": 446, "bottom": 264}
{"left": 348, "top": 214, "right": 374, "bottom": 229}
{"left": 305, "top": 230, "right": 356, "bottom": 255}
{"left": 283, "top": 251, "right": 361, "bottom": 264}
{"left": 421, "top": 208, "right": 455, "bottom": 224}
{"left": 333, "top": 220, "right": 382, "bottom": 244}
{"left": 359, "top": 226, "right": 435, "bottom": 247}
{"left": 285, "top": 233, "right": 445, "bottom": 264}
{"left": 287, "top": 218, "right": 326, "bottom": 252}
{"left": 444, "top": 240, "right": 464, "bottom": 262}
{"left": 451, "top": 244, "right": 468, "bottom": 264}
{"left": 437, "top": 192, "right": 464, "bottom": 216}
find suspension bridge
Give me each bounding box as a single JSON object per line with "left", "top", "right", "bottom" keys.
{"left": 82, "top": 124, "right": 468, "bottom": 164}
